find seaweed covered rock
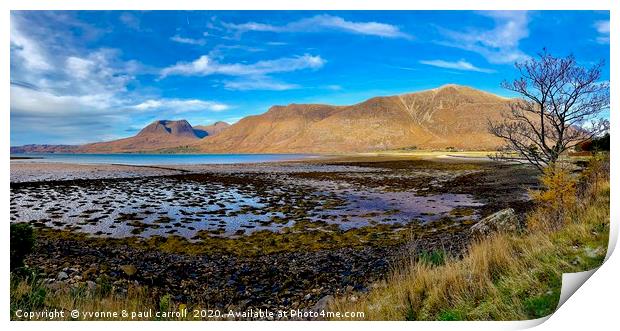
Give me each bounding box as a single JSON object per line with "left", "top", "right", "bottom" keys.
{"left": 120, "top": 264, "right": 138, "bottom": 277}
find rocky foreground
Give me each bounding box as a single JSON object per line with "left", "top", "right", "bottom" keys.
{"left": 11, "top": 157, "right": 538, "bottom": 315}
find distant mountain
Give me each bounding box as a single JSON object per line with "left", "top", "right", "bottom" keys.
{"left": 137, "top": 119, "right": 198, "bottom": 139}
{"left": 78, "top": 120, "right": 202, "bottom": 153}
{"left": 195, "top": 84, "right": 513, "bottom": 153}
{"left": 10, "top": 144, "right": 79, "bottom": 154}
{"left": 10, "top": 85, "right": 517, "bottom": 154}
{"left": 10, "top": 120, "right": 233, "bottom": 154}
{"left": 193, "top": 121, "right": 231, "bottom": 138}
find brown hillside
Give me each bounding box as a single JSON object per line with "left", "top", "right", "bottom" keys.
{"left": 10, "top": 144, "right": 79, "bottom": 154}
{"left": 195, "top": 85, "right": 513, "bottom": 153}
{"left": 11, "top": 85, "right": 518, "bottom": 154}
{"left": 193, "top": 121, "right": 231, "bottom": 138}
{"left": 78, "top": 120, "right": 201, "bottom": 153}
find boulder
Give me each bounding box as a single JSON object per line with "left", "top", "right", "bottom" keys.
{"left": 56, "top": 271, "right": 69, "bottom": 281}
{"left": 470, "top": 208, "right": 520, "bottom": 238}
{"left": 312, "top": 295, "right": 334, "bottom": 312}
{"left": 82, "top": 266, "right": 98, "bottom": 278}
{"left": 86, "top": 280, "right": 97, "bottom": 291}
{"left": 120, "top": 264, "right": 138, "bottom": 277}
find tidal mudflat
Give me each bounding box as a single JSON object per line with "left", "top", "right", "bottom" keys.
{"left": 10, "top": 156, "right": 538, "bottom": 313}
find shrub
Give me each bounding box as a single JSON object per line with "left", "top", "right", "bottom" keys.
{"left": 417, "top": 249, "right": 446, "bottom": 266}
{"left": 10, "top": 274, "right": 47, "bottom": 314}
{"left": 528, "top": 164, "right": 577, "bottom": 231}
{"left": 10, "top": 223, "right": 35, "bottom": 270}
{"left": 159, "top": 293, "right": 171, "bottom": 312}
{"left": 577, "top": 154, "right": 609, "bottom": 199}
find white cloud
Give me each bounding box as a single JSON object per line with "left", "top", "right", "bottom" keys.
{"left": 10, "top": 14, "right": 52, "bottom": 71}
{"left": 132, "top": 99, "right": 230, "bottom": 112}
{"left": 160, "top": 53, "right": 325, "bottom": 90}
{"left": 160, "top": 54, "right": 325, "bottom": 78}
{"left": 223, "top": 78, "right": 299, "bottom": 91}
{"left": 170, "top": 34, "right": 206, "bottom": 46}
{"left": 65, "top": 56, "right": 95, "bottom": 79}
{"left": 59, "top": 49, "right": 134, "bottom": 97}
{"left": 10, "top": 12, "right": 230, "bottom": 145}
{"left": 119, "top": 12, "right": 143, "bottom": 31}
{"left": 325, "top": 84, "right": 343, "bottom": 91}
{"left": 438, "top": 11, "right": 530, "bottom": 64}
{"left": 10, "top": 84, "right": 130, "bottom": 144}
{"left": 11, "top": 85, "right": 114, "bottom": 116}
{"left": 226, "top": 22, "right": 278, "bottom": 33}
{"left": 594, "top": 20, "right": 610, "bottom": 44}
{"left": 223, "top": 14, "right": 412, "bottom": 39}
{"left": 10, "top": 12, "right": 140, "bottom": 144}
{"left": 419, "top": 59, "right": 495, "bottom": 73}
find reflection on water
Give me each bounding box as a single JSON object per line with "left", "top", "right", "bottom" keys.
{"left": 10, "top": 175, "right": 484, "bottom": 239}
{"left": 314, "top": 191, "right": 483, "bottom": 229}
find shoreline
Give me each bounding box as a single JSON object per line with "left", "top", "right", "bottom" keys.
{"left": 10, "top": 151, "right": 497, "bottom": 183}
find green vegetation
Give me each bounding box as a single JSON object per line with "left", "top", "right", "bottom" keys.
{"left": 11, "top": 273, "right": 169, "bottom": 321}
{"left": 576, "top": 133, "right": 610, "bottom": 152}
{"left": 330, "top": 156, "right": 609, "bottom": 320}
{"left": 10, "top": 223, "right": 35, "bottom": 271}
{"left": 34, "top": 216, "right": 466, "bottom": 257}
{"left": 153, "top": 145, "right": 202, "bottom": 154}
{"left": 417, "top": 249, "right": 446, "bottom": 267}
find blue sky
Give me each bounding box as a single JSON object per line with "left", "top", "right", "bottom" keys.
{"left": 10, "top": 10, "right": 610, "bottom": 145}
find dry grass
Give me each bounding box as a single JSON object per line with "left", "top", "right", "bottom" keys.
{"left": 10, "top": 275, "right": 180, "bottom": 320}
{"left": 330, "top": 166, "right": 609, "bottom": 320}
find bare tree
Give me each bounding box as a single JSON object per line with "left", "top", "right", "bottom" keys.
{"left": 489, "top": 49, "right": 609, "bottom": 171}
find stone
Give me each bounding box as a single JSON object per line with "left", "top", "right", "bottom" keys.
{"left": 120, "top": 264, "right": 138, "bottom": 277}
{"left": 470, "top": 208, "right": 520, "bottom": 238}
{"left": 312, "top": 295, "right": 334, "bottom": 312}
{"left": 57, "top": 271, "right": 69, "bottom": 281}
{"left": 86, "top": 280, "right": 97, "bottom": 290}
{"left": 82, "top": 266, "right": 98, "bottom": 278}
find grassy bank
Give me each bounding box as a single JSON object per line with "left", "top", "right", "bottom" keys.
{"left": 11, "top": 278, "right": 165, "bottom": 321}
{"left": 330, "top": 161, "right": 610, "bottom": 320}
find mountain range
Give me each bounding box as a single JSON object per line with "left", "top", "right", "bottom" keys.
{"left": 11, "top": 85, "right": 514, "bottom": 154}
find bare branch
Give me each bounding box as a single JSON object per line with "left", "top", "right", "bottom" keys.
{"left": 488, "top": 49, "right": 609, "bottom": 171}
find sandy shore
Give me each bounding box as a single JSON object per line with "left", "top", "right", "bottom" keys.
{"left": 9, "top": 157, "right": 380, "bottom": 183}
{"left": 10, "top": 152, "right": 497, "bottom": 183}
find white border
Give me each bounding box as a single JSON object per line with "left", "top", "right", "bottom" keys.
{"left": 2, "top": 1, "right": 616, "bottom": 331}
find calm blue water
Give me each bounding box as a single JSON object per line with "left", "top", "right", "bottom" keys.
{"left": 10, "top": 153, "right": 316, "bottom": 166}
